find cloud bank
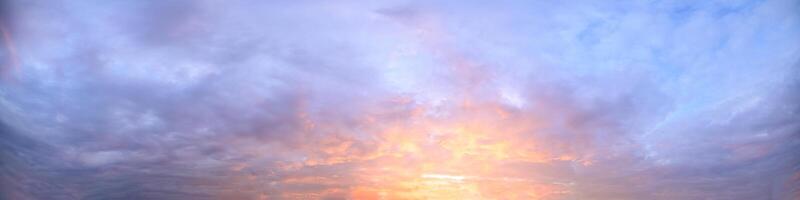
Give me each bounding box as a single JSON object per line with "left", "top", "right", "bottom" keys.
{"left": 1, "top": 0, "right": 799, "bottom": 199}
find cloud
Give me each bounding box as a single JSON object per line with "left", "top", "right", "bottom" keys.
{"left": 1, "top": 0, "right": 799, "bottom": 199}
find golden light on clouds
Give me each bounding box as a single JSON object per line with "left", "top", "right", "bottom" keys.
{"left": 252, "top": 95, "right": 585, "bottom": 199}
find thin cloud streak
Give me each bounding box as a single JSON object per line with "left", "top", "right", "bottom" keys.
{"left": 0, "top": 25, "right": 18, "bottom": 81}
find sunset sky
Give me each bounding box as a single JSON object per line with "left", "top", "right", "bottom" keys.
{"left": 1, "top": 0, "right": 799, "bottom": 199}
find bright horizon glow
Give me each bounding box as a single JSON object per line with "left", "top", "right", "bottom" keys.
{"left": 422, "top": 174, "right": 466, "bottom": 181}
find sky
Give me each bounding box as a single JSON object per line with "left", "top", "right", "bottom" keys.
{"left": 0, "top": 0, "right": 799, "bottom": 199}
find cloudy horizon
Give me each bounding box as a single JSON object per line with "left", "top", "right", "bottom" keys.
{"left": 1, "top": 0, "right": 799, "bottom": 199}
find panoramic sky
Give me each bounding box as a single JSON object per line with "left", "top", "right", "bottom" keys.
{"left": 1, "top": 0, "right": 799, "bottom": 199}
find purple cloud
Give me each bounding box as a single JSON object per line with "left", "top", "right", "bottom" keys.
{"left": 1, "top": 0, "right": 798, "bottom": 199}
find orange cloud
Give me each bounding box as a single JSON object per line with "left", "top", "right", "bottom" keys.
{"left": 244, "top": 93, "right": 586, "bottom": 199}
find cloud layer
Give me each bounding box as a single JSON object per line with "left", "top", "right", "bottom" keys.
{"left": 1, "top": 0, "right": 799, "bottom": 199}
